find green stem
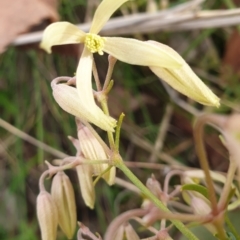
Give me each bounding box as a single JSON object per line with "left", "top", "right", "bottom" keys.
{"left": 193, "top": 117, "right": 218, "bottom": 212}
{"left": 115, "top": 113, "right": 125, "bottom": 151}
{"left": 93, "top": 166, "right": 112, "bottom": 186}
{"left": 225, "top": 214, "right": 240, "bottom": 240}
{"left": 193, "top": 116, "right": 226, "bottom": 239}
{"left": 218, "top": 159, "right": 237, "bottom": 210}
{"left": 116, "top": 162, "right": 199, "bottom": 240}
{"left": 101, "top": 100, "right": 115, "bottom": 150}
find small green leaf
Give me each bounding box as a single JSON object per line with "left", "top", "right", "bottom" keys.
{"left": 182, "top": 184, "right": 209, "bottom": 199}
{"left": 226, "top": 232, "right": 237, "bottom": 240}
{"left": 215, "top": 231, "right": 237, "bottom": 240}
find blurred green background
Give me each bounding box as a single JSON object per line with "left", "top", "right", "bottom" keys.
{"left": 1, "top": 0, "right": 240, "bottom": 239}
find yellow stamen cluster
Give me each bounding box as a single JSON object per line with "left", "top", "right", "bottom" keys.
{"left": 84, "top": 33, "right": 105, "bottom": 55}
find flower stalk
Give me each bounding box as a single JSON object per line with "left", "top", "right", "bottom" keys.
{"left": 193, "top": 115, "right": 227, "bottom": 239}
{"left": 116, "top": 161, "right": 199, "bottom": 240}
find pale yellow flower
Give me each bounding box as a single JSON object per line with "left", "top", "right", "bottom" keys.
{"left": 51, "top": 77, "right": 116, "bottom": 132}
{"left": 77, "top": 122, "right": 115, "bottom": 186}
{"left": 69, "top": 135, "right": 96, "bottom": 209}
{"left": 68, "top": 120, "right": 115, "bottom": 209}
{"left": 147, "top": 41, "right": 220, "bottom": 107}
{"left": 40, "top": 0, "right": 183, "bottom": 132}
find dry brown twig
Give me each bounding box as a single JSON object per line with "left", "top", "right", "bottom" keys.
{"left": 13, "top": 0, "right": 240, "bottom": 47}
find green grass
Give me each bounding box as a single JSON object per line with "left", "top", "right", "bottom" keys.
{"left": 0, "top": 0, "right": 239, "bottom": 239}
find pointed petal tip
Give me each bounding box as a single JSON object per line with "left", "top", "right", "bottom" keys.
{"left": 90, "top": 0, "right": 129, "bottom": 34}
{"left": 86, "top": 202, "right": 94, "bottom": 209}
{"left": 200, "top": 91, "right": 220, "bottom": 107}
{"left": 40, "top": 21, "right": 85, "bottom": 54}
{"left": 39, "top": 42, "right": 52, "bottom": 54}
{"left": 214, "top": 98, "right": 221, "bottom": 108}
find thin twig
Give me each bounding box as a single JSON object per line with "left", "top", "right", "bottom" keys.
{"left": 128, "top": 132, "right": 183, "bottom": 166}
{"left": 13, "top": 3, "right": 240, "bottom": 47}
{"left": 0, "top": 117, "right": 67, "bottom": 159}
{"left": 149, "top": 104, "right": 173, "bottom": 162}
{"left": 115, "top": 177, "right": 141, "bottom": 194}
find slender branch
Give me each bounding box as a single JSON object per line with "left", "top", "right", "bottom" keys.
{"left": 193, "top": 116, "right": 218, "bottom": 212}
{"left": 92, "top": 59, "right": 102, "bottom": 91}
{"left": 163, "top": 169, "right": 183, "bottom": 194}
{"left": 149, "top": 104, "right": 173, "bottom": 163}
{"left": 39, "top": 170, "right": 50, "bottom": 192}
{"left": 103, "top": 55, "right": 117, "bottom": 90}
{"left": 218, "top": 159, "right": 237, "bottom": 210}
{"left": 116, "top": 162, "right": 199, "bottom": 240}
{"left": 193, "top": 115, "right": 226, "bottom": 239}
{"left": 225, "top": 214, "right": 240, "bottom": 240}
{"left": 100, "top": 100, "right": 115, "bottom": 150}
{"left": 145, "top": 210, "right": 210, "bottom": 223}
{"left": 93, "top": 166, "right": 112, "bottom": 186}
{"left": 105, "top": 209, "right": 147, "bottom": 240}
{"left": 0, "top": 117, "right": 67, "bottom": 158}
{"left": 115, "top": 113, "right": 125, "bottom": 151}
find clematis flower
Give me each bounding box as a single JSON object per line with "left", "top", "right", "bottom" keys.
{"left": 40, "top": 0, "right": 183, "bottom": 132}
{"left": 147, "top": 41, "right": 220, "bottom": 107}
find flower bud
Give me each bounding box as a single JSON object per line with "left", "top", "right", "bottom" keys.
{"left": 124, "top": 223, "right": 140, "bottom": 240}
{"left": 77, "top": 123, "right": 115, "bottom": 185}
{"left": 190, "top": 196, "right": 211, "bottom": 216}
{"left": 51, "top": 172, "right": 77, "bottom": 239}
{"left": 76, "top": 165, "right": 95, "bottom": 209}
{"left": 157, "top": 229, "right": 173, "bottom": 240}
{"left": 146, "top": 175, "right": 162, "bottom": 198}
{"left": 147, "top": 41, "right": 220, "bottom": 107}
{"left": 37, "top": 191, "right": 58, "bottom": 240}
{"left": 190, "top": 196, "right": 216, "bottom": 234}
{"left": 113, "top": 225, "right": 124, "bottom": 240}
{"left": 51, "top": 77, "right": 116, "bottom": 132}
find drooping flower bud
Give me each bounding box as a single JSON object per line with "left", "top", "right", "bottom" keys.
{"left": 190, "top": 196, "right": 211, "bottom": 216}
{"left": 147, "top": 40, "right": 220, "bottom": 107}
{"left": 124, "top": 223, "right": 140, "bottom": 240}
{"left": 77, "top": 122, "right": 115, "bottom": 185}
{"left": 157, "top": 229, "right": 173, "bottom": 240}
{"left": 190, "top": 196, "right": 217, "bottom": 234}
{"left": 112, "top": 225, "right": 124, "bottom": 240}
{"left": 51, "top": 77, "right": 117, "bottom": 132}
{"left": 37, "top": 191, "right": 58, "bottom": 240}
{"left": 68, "top": 135, "right": 96, "bottom": 209}
{"left": 181, "top": 174, "right": 217, "bottom": 235}
{"left": 146, "top": 174, "right": 162, "bottom": 198}
{"left": 76, "top": 164, "right": 95, "bottom": 209}
{"left": 51, "top": 172, "right": 77, "bottom": 239}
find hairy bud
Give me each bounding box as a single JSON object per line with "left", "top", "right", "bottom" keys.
{"left": 51, "top": 172, "right": 77, "bottom": 239}
{"left": 37, "top": 191, "right": 58, "bottom": 240}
